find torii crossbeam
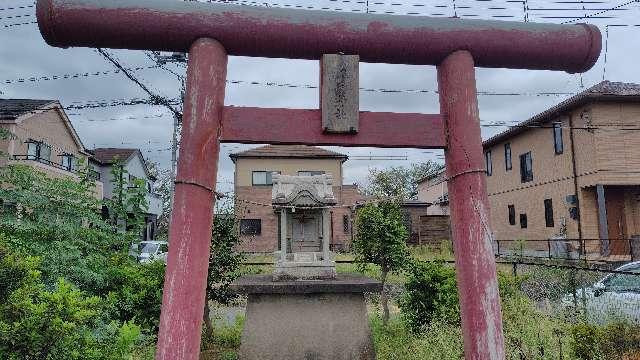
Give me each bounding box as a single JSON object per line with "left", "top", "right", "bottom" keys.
{"left": 35, "top": 1, "right": 601, "bottom": 358}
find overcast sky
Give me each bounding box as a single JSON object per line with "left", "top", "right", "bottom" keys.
{"left": 2, "top": 0, "right": 640, "bottom": 193}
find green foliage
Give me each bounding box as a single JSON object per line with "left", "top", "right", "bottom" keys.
{"left": 102, "top": 256, "right": 165, "bottom": 332}
{"left": 0, "top": 241, "right": 143, "bottom": 360}
{"left": 353, "top": 201, "right": 409, "bottom": 275}
{"left": 201, "top": 315, "right": 244, "bottom": 360}
{"left": 207, "top": 210, "right": 245, "bottom": 305}
{"left": 399, "top": 260, "right": 459, "bottom": 332}
{"left": 569, "top": 321, "right": 640, "bottom": 360}
{"left": 571, "top": 323, "right": 602, "bottom": 360}
{"left": 370, "top": 315, "right": 463, "bottom": 360}
{"left": 361, "top": 161, "right": 444, "bottom": 200}
{"left": 105, "top": 160, "right": 149, "bottom": 236}
{"left": 0, "top": 164, "right": 132, "bottom": 290}
{"left": 501, "top": 292, "right": 568, "bottom": 359}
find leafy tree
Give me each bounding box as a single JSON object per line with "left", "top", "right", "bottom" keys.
{"left": 0, "top": 240, "right": 143, "bottom": 360}
{"left": 152, "top": 167, "right": 173, "bottom": 240}
{"left": 203, "top": 205, "right": 245, "bottom": 338}
{"left": 106, "top": 159, "right": 149, "bottom": 237}
{"left": 352, "top": 201, "right": 408, "bottom": 326}
{"left": 361, "top": 161, "right": 444, "bottom": 200}
{"left": 0, "top": 164, "right": 129, "bottom": 290}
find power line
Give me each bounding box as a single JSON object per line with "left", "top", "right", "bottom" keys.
{"left": 2, "top": 65, "right": 160, "bottom": 85}
{"left": 96, "top": 48, "right": 182, "bottom": 118}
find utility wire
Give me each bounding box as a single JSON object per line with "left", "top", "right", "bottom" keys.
{"left": 96, "top": 48, "right": 182, "bottom": 119}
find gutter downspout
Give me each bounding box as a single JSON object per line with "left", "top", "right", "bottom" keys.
{"left": 569, "top": 113, "right": 584, "bottom": 252}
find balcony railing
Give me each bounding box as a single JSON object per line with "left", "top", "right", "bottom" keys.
{"left": 13, "top": 154, "right": 101, "bottom": 181}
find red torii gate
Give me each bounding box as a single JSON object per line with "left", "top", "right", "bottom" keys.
{"left": 35, "top": 1, "right": 601, "bottom": 358}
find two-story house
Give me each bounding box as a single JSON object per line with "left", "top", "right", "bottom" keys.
{"left": 417, "top": 169, "right": 449, "bottom": 216}
{"left": 484, "top": 81, "right": 640, "bottom": 257}
{"left": 230, "top": 145, "right": 365, "bottom": 253}
{"left": 0, "top": 99, "right": 102, "bottom": 197}
{"left": 89, "top": 148, "right": 162, "bottom": 241}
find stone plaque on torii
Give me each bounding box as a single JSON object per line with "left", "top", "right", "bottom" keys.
{"left": 34, "top": 0, "right": 601, "bottom": 358}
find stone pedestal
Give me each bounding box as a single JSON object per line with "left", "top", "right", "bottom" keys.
{"left": 230, "top": 274, "right": 382, "bottom": 360}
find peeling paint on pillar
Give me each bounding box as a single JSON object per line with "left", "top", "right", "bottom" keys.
{"left": 156, "top": 38, "right": 227, "bottom": 360}
{"left": 438, "top": 51, "right": 505, "bottom": 359}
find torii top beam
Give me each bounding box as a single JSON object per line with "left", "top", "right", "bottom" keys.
{"left": 37, "top": 0, "right": 600, "bottom": 73}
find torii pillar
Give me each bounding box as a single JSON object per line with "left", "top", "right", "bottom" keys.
{"left": 34, "top": 1, "right": 601, "bottom": 359}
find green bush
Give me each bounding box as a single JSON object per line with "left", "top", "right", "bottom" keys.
{"left": 569, "top": 320, "right": 640, "bottom": 360}
{"left": 570, "top": 322, "right": 602, "bottom": 360}
{"left": 0, "top": 242, "right": 143, "bottom": 360}
{"left": 399, "top": 260, "right": 459, "bottom": 332}
{"left": 599, "top": 321, "right": 640, "bottom": 359}
{"left": 102, "top": 257, "right": 165, "bottom": 332}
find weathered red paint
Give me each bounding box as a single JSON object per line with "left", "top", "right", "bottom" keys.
{"left": 220, "top": 107, "right": 445, "bottom": 148}
{"left": 438, "top": 51, "right": 505, "bottom": 360}
{"left": 156, "top": 38, "right": 227, "bottom": 360}
{"left": 36, "top": 0, "right": 600, "bottom": 72}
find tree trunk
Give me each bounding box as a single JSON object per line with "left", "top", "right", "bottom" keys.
{"left": 203, "top": 300, "right": 214, "bottom": 339}
{"left": 381, "top": 268, "right": 390, "bottom": 326}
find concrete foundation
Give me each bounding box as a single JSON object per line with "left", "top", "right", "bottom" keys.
{"left": 231, "top": 274, "right": 381, "bottom": 360}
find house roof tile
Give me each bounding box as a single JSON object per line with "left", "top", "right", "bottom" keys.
{"left": 0, "top": 99, "right": 56, "bottom": 120}
{"left": 230, "top": 145, "right": 347, "bottom": 160}
{"left": 90, "top": 148, "right": 139, "bottom": 165}
{"left": 483, "top": 81, "right": 640, "bottom": 148}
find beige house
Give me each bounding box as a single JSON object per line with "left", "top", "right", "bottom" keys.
{"left": 484, "top": 81, "right": 640, "bottom": 257}
{"left": 0, "top": 99, "right": 102, "bottom": 198}
{"left": 231, "top": 145, "right": 365, "bottom": 253}
{"left": 417, "top": 169, "right": 449, "bottom": 215}
{"left": 420, "top": 82, "right": 640, "bottom": 257}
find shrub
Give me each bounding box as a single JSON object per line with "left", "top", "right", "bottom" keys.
{"left": 353, "top": 201, "right": 408, "bottom": 325}
{"left": 0, "top": 242, "right": 143, "bottom": 360}
{"left": 102, "top": 257, "right": 166, "bottom": 332}
{"left": 570, "top": 322, "right": 602, "bottom": 360}
{"left": 399, "top": 260, "right": 459, "bottom": 332}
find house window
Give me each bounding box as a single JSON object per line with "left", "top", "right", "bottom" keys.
{"left": 508, "top": 205, "right": 515, "bottom": 225}
{"left": 544, "top": 199, "right": 554, "bottom": 227}
{"left": 343, "top": 214, "right": 350, "bottom": 233}
{"left": 520, "top": 213, "right": 527, "bottom": 229}
{"left": 298, "top": 170, "right": 325, "bottom": 176}
{"left": 39, "top": 143, "right": 51, "bottom": 162}
{"left": 553, "top": 122, "right": 563, "bottom": 154}
{"left": 504, "top": 143, "right": 512, "bottom": 171}
{"left": 485, "top": 151, "right": 492, "bottom": 176}
{"left": 26, "top": 140, "right": 51, "bottom": 162}
{"left": 27, "top": 141, "right": 38, "bottom": 160}
{"left": 240, "top": 219, "right": 261, "bottom": 235}
{"left": 252, "top": 171, "right": 279, "bottom": 186}
{"left": 519, "top": 152, "right": 533, "bottom": 183}
{"left": 61, "top": 154, "right": 76, "bottom": 172}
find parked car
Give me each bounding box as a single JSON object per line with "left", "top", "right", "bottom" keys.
{"left": 563, "top": 261, "right": 640, "bottom": 324}
{"left": 132, "top": 240, "right": 169, "bottom": 264}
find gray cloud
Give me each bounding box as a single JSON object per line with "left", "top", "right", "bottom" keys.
{"left": 2, "top": 0, "right": 640, "bottom": 193}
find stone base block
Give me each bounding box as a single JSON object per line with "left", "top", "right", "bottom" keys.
{"left": 240, "top": 293, "right": 374, "bottom": 360}
{"left": 231, "top": 275, "right": 381, "bottom": 360}
{"left": 273, "top": 260, "right": 336, "bottom": 281}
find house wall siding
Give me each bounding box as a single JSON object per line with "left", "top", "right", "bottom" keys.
{"left": 0, "top": 109, "right": 103, "bottom": 199}
{"left": 234, "top": 158, "right": 343, "bottom": 187}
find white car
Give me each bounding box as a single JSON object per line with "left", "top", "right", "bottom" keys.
{"left": 133, "top": 241, "right": 169, "bottom": 264}
{"left": 563, "top": 261, "right": 640, "bottom": 324}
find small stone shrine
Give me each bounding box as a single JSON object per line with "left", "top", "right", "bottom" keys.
{"left": 272, "top": 173, "right": 337, "bottom": 280}
{"left": 231, "top": 173, "right": 381, "bottom": 360}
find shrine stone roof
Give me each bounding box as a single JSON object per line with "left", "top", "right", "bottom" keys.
{"left": 272, "top": 174, "right": 337, "bottom": 207}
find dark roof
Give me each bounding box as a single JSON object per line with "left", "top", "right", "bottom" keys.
{"left": 90, "top": 148, "right": 139, "bottom": 164}
{"left": 483, "top": 81, "right": 640, "bottom": 148}
{"left": 230, "top": 145, "right": 347, "bottom": 161}
{"left": 0, "top": 99, "right": 56, "bottom": 120}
